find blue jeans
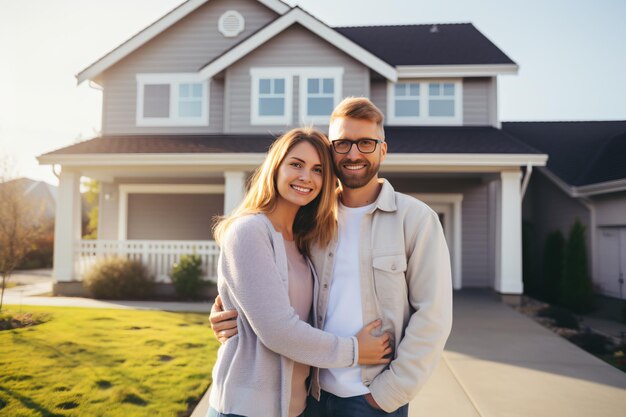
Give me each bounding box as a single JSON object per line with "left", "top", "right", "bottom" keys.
{"left": 304, "top": 390, "right": 409, "bottom": 417}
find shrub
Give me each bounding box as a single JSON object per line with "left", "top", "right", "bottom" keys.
{"left": 560, "top": 220, "right": 594, "bottom": 313}
{"left": 621, "top": 301, "right": 626, "bottom": 324}
{"left": 171, "top": 254, "right": 204, "bottom": 300}
{"left": 84, "top": 257, "right": 153, "bottom": 300}
{"left": 542, "top": 230, "right": 565, "bottom": 304}
{"left": 17, "top": 233, "right": 54, "bottom": 269}
{"left": 537, "top": 306, "right": 579, "bottom": 330}
{"left": 567, "top": 331, "right": 613, "bottom": 355}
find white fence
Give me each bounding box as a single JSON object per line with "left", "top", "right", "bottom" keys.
{"left": 75, "top": 240, "right": 220, "bottom": 283}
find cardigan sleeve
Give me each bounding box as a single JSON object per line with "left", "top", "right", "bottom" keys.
{"left": 219, "top": 216, "right": 357, "bottom": 368}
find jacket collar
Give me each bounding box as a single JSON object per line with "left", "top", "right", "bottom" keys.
{"left": 368, "top": 178, "right": 397, "bottom": 214}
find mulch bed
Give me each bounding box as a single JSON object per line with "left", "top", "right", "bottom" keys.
{"left": 0, "top": 311, "right": 50, "bottom": 331}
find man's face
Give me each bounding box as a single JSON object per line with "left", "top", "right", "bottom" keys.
{"left": 328, "top": 117, "right": 387, "bottom": 189}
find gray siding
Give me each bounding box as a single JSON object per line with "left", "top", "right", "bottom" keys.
{"left": 463, "top": 77, "right": 492, "bottom": 126}
{"left": 370, "top": 80, "right": 387, "bottom": 117}
{"left": 523, "top": 172, "right": 591, "bottom": 283}
{"left": 388, "top": 176, "right": 492, "bottom": 287}
{"left": 101, "top": 0, "right": 277, "bottom": 134}
{"left": 226, "top": 24, "right": 370, "bottom": 133}
{"left": 593, "top": 192, "right": 626, "bottom": 226}
{"left": 127, "top": 193, "right": 223, "bottom": 240}
{"left": 98, "top": 182, "right": 119, "bottom": 240}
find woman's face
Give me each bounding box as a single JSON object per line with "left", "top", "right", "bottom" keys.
{"left": 275, "top": 141, "right": 324, "bottom": 209}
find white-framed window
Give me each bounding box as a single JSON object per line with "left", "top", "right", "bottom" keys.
{"left": 250, "top": 69, "right": 293, "bottom": 125}
{"left": 387, "top": 79, "right": 462, "bottom": 125}
{"left": 299, "top": 68, "right": 343, "bottom": 125}
{"left": 136, "top": 73, "right": 209, "bottom": 127}
{"left": 250, "top": 67, "right": 343, "bottom": 126}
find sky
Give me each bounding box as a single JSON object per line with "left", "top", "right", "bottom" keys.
{"left": 1, "top": 0, "right": 625, "bottom": 186}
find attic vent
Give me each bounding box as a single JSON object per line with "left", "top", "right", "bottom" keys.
{"left": 430, "top": 24, "right": 439, "bottom": 33}
{"left": 219, "top": 10, "right": 245, "bottom": 38}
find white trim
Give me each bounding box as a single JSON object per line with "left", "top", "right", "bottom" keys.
{"left": 224, "top": 171, "right": 246, "bottom": 214}
{"left": 53, "top": 170, "right": 82, "bottom": 282}
{"left": 387, "top": 79, "right": 463, "bottom": 126}
{"left": 413, "top": 193, "right": 463, "bottom": 290}
{"left": 540, "top": 167, "right": 626, "bottom": 197}
{"left": 199, "top": 8, "right": 397, "bottom": 81}
{"left": 76, "top": 0, "right": 290, "bottom": 84}
{"left": 299, "top": 68, "right": 344, "bottom": 125}
{"left": 495, "top": 171, "right": 523, "bottom": 294}
{"left": 250, "top": 69, "right": 293, "bottom": 125}
{"left": 218, "top": 10, "right": 245, "bottom": 37}
{"left": 38, "top": 152, "right": 548, "bottom": 168}
{"left": 136, "top": 73, "right": 209, "bottom": 127}
{"left": 396, "top": 64, "right": 519, "bottom": 78}
{"left": 117, "top": 183, "right": 225, "bottom": 240}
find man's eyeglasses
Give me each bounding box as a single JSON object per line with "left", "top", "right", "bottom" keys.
{"left": 331, "top": 138, "right": 383, "bottom": 154}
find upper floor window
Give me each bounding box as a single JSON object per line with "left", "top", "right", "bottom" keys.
{"left": 388, "top": 79, "right": 462, "bottom": 125}
{"left": 136, "top": 74, "right": 209, "bottom": 127}
{"left": 250, "top": 67, "right": 343, "bottom": 126}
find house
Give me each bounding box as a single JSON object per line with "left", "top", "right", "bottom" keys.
{"left": 0, "top": 178, "right": 57, "bottom": 221}
{"left": 503, "top": 122, "right": 626, "bottom": 301}
{"left": 37, "top": 0, "right": 548, "bottom": 296}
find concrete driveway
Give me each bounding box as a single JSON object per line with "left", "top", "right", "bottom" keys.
{"left": 409, "top": 290, "right": 626, "bottom": 417}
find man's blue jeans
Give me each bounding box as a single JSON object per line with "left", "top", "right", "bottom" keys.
{"left": 304, "top": 390, "right": 409, "bottom": 417}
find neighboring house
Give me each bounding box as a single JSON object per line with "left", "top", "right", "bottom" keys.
{"left": 503, "top": 122, "right": 626, "bottom": 301}
{"left": 0, "top": 178, "right": 57, "bottom": 221}
{"left": 38, "top": 0, "right": 548, "bottom": 295}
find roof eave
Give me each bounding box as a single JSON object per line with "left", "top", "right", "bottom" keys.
{"left": 397, "top": 64, "right": 519, "bottom": 78}
{"left": 75, "top": 0, "right": 291, "bottom": 85}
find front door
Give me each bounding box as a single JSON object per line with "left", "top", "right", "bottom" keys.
{"left": 597, "top": 227, "right": 626, "bottom": 299}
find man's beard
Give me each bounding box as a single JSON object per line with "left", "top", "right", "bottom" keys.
{"left": 334, "top": 158, "right": 380, "bottom": 189}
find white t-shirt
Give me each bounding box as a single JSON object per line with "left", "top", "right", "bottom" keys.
{"left": 319, "top": 202, "right": 375, "bottom": 397}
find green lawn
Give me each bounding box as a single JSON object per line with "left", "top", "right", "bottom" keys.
{"left": 0, "top": 305, "right": 219, "bottom": 417}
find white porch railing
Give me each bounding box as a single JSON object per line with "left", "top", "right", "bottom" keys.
{"left": 75, "top": 240, "right": 220, "bottom": 283}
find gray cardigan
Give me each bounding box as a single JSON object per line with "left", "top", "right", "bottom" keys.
{"left": 209, "top": 214, "right": 357, "bottom": 417}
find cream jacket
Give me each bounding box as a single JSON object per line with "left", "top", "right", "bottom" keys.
{"left": 309, "top": 179, "right": 453, "bottom": 413}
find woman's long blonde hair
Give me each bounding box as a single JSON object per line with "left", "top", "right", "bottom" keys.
{"left": 213, "top": 127, "right": 337, "bottom": 255}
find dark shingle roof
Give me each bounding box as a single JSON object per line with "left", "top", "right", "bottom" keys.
{"left": 502, "top": 121, "right": 626, "bottom": 186}
{"left": 334, "top": 23, "right": 516, "bottom": 66}
{"left": 42, "top": 127, "right": 539, "bottom": 157}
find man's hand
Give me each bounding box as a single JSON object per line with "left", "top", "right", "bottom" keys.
{"left": 209, "top": 294, "right": 238, "bottom": 343}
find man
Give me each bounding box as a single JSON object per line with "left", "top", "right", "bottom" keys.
{"left": 211, "top": 97, "right": 452, "bottom": 416}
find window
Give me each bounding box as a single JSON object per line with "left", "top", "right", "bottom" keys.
{"left": 388, "top": 79, "right": 462, "bottom": 125}
{"left": 136, "top": 74, "right": 209, "bottom": 127}
{"left": 259, "top": 78, "right": 286, "bottom": 116}
{"left": 250, "top": 67, "right": 343, "bottom": 125}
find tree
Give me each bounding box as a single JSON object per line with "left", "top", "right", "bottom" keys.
{"left": 542, "top": 230, "right": 565, "bottom": 304}
{"left": 560, "top": 220, "right": 594, "bottom": 313}
{"left": 0, "top": 158, "right": 45, "bottom": 311}
{"left": 82, "top": 178, "right": 99, "bottom": 239}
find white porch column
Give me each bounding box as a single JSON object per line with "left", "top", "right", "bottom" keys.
{"left": 53, "top": 170, "right": 82, "bottom": 282}
{"left": 495, "top": 170, "right": 523, "bottom": 294}
{"left": 224, "top": 171, "right": 246, "bottom": 215}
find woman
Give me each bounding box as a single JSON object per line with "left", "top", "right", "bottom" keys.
{"left": 208, "top": 128, "right": 391, "bottom": 417}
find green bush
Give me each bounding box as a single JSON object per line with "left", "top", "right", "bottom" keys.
{"left": 621, "top": 301, "right": 626, "bottom": 324}
{"left": 537, "top": 306, "right": 579, "bottom": 329}
{"left": 560, "top": 220, "right": 594, "bottom": 313}
{"left": 84, "top": 257, "right": 154, "bottom": 300}
{"left": 171, "top": 254, "right": 204, "bottom": 300}
{"left": 542, "top": 230, "right": 565, "bottom": 304}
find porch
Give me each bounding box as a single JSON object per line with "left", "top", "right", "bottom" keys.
{"left": 74, "top": 239, "right": 220, "bottom": 283}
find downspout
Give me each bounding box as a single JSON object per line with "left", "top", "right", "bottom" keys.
{"left": 520, "top": 163, "right": 533, "bottom": 199}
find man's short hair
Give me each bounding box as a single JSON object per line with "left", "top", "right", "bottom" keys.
{"left": 330, "top": 97, "right": 385, "bottom": 139}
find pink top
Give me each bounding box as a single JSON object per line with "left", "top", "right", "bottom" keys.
{"left": 284, "top": 239, "right": 313, "bottom": 417}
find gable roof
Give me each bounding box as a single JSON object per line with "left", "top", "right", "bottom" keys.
{"left": 76, "top": 0, "right": 291, "bottom": 84}
{"left": 198, "top": 7, "right": 397, "bottom": 81}
{"left": 502, "top": 121, "right": 626, "bottom": 189}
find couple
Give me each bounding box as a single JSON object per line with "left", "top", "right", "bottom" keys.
{"left": 208, "top": 97, "right": 453, "bottom": 417}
